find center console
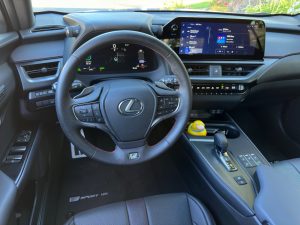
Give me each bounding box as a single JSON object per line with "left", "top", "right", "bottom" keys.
{"left": 159, "top": 17, "right": 289, "bottom": 225}
{"left": 179, "top": 112, "right": 270, "bottom": 225}
{"left": 161, "top": 19, "right": 269, "bottom": 214}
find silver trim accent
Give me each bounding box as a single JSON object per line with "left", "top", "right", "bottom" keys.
{"left": 189, "top": 138, "right": 214, "bottom": 143}
{"left": 216, "top": 150, "right": 238, "bottom": 172}
{"left": 118, "top": 98, "right": 144, "bottom": 116}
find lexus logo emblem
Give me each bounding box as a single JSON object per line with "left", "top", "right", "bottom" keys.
{"left": 118, "top": 98, "right": 144, "bottom": 116}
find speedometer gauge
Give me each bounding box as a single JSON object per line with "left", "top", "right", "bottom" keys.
{"left": 109, "top": 44, "right": 127, "bottom": 64}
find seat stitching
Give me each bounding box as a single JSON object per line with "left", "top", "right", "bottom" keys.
{"left": 185, "top": 193, "right": 196, "bottom": 225}
{"left": 143, "top": 198, "right": 150, "bottom": 225}
{"left": 71, "top": 216, "right": 76, "bottom": 225}
{"left": 72, "top": 216, "right": 75, "bottom": 225}
{"left": 125, "top": 201, "right": 131, "bottom": 225}
{"left": 188, "top": 195, "right": 211, "bottom": 225}
{"left": 288, "top": 161, "right": 300, "bottom": 175}
{"left": 194, "top": 197, "right": 212, "bottom": 225}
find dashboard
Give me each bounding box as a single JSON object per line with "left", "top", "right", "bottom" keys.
{"left": 76, "top": 43, "right": 157, "bottom": 74}
{"left": 75, "top": 18, "right": 266, "bottom": 77}
{"left": 9, "top": 11, "right": 300, "bottom": 115}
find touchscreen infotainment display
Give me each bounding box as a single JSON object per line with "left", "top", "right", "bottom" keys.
{"left": 163, "top": 18, "right": 265, "bottom": 60}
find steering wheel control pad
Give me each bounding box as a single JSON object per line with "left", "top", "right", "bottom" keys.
{"left": 156, "top": 96, "right": 179, "bottom": 116}
{"left": 73, "top": 103, "right": 103, "bottom": 123}
{"left": 102, "top": 79, "right": 156, "bottom": 142}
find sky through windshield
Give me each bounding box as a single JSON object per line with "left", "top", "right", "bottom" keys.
{"left": 32, "top": 0, "right": 300, "bottom": 15}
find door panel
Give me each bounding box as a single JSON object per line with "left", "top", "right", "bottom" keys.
{"left": 0, "top": 62, "right": 17, "bottom": 155}
{"left": 0, "top": 2, "right": 19, "bottom": 159}
{"left": 0, "top": 4, "right": 19, "bottom": 225}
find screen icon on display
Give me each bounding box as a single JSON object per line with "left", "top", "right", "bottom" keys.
{"left": 217, "top": 36, "right": 226, "bottom": 44}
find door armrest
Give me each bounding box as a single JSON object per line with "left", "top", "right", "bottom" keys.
{"left": 0, "top": 170, "right": 16, "bottom": 225}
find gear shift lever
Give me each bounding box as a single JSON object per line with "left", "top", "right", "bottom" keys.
{"left": 214, "top": 132, "right": 237, "bottom": 172}
{"left": 214, "top": 132, "right": 228, "bottom": 153}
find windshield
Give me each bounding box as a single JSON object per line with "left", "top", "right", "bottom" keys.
{"left": 32, "top": 0, "right": 300, "bottom": 15}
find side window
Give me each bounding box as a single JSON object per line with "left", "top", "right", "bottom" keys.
{"left": 0, "top": 7, "right": 7, "bottom": 34}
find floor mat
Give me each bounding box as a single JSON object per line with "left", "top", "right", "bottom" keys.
{"left": 55, "top": 152, "right": 190, "bottom": 225}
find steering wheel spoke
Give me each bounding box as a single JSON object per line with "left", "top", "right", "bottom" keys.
{"left": 114, "top": 139, "right": 149, "bottom": 161}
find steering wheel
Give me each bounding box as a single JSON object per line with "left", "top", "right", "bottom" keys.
{"left": 55, "top": 30, "right": 192, "bottom": 165}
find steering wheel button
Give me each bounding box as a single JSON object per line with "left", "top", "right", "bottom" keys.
{"left": 158, "top": 97, "right": 164, "bottom": 104}
{"left": 96, "top": 117, "right": 102, "bottom": 123}
{"left": 80, "top": 108, "right": 88, "bottom": 114}
{"left": 75, "top": 105, "right": 93, "bottom": 117}
{"left": 88, "top": 118, "right": 96, "bottom": 122}
{"left": 157, "top": 110, "right": 164, "bottom": 116}
{"left": 171, "top": 106, "right": 178, "bottom": 110}
{"left": 92, "top": 104, "right": 101, "bottom": 117}
{"left": 158, "top": 105, "right": 165, "bottom": 110}
{"left": 80, "top": 117, "right": 94, "bottom": 123}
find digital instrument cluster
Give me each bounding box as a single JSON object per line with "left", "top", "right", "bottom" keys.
{"left": 162, "top": 18, "right": 265, "bottom": 60}
{"left": 76, "top": 43, "right": 156, "bottom": 74}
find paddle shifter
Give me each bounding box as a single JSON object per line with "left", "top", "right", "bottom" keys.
{"left": 214, "top": 132, "right": 238, "bottom": 172}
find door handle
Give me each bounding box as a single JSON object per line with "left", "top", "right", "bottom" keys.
{"left": 0, "top": 84, "right": 7, "bottom": 127}
{"left": 0, "top": 84, "right": 6, "bottom": 102}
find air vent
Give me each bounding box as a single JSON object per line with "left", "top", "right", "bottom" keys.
{"left": 222, "top": 64, "right": 261, "bottom": 76}
{"left": 22, "top": 61, "right": 59, "bottom": 78}
{"left": 185, "top": 64, "right": 210, "bottom": 76}
{"left": 31, "top": 25, "right": 65, "bottom": 32}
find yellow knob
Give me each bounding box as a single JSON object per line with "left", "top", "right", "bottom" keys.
{"left": 188, "top": 120, "right": 207, "bottom": 136}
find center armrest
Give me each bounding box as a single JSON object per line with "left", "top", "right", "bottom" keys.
{"left": 254, "top": 158, "right": 300, "bottom": 225}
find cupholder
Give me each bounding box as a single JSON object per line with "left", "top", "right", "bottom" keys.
{"left": 187, "top": 121, "right": 240, "bottom": 139}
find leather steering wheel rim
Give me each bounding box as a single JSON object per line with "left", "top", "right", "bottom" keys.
{"left": 55, "top": 30, "right": 192, "bottom": 165}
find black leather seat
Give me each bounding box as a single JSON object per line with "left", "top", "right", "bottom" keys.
{"left": 65, "top": 193, "right": 215, "bottom": 225}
